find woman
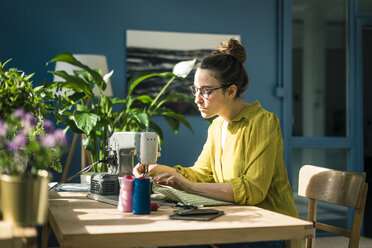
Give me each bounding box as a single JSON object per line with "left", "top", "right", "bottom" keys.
{"left": 134, "top": 37, "right": 298, "bottom": 222}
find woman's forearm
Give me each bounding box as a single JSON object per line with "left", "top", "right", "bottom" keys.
{"left": 149, "top": 164, "right": 176, "bottom": 176}
{"left": 185, "top": 182, "right": 234, "bottom": 203}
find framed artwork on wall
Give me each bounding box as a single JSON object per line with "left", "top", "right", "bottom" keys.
{"left": 126, "top": 30, "right": 240, "bottom": 115}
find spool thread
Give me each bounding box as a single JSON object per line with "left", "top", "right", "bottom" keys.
{"left": 117, "top": 175, "right": 134, "bottom": 212}
{"left": 132, "top": 178, "right": 151, "bottom": 214}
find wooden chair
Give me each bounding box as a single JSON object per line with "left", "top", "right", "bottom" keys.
{"left": 298, "top": 164, "right": 368, "bottom": 248}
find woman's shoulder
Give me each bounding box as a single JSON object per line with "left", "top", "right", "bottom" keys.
{"left": 209, "top": 116, "right": 224, "bottom": 128}
{"left": 241, "top": 101, "right": 279, "bottom": 123}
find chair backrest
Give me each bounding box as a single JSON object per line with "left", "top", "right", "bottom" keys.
{"left": 298, "top": 164, "right": 368, "bottom": 248}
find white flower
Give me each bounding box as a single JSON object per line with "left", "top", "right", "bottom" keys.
{"left": 103, "top": 70, "right": 114, "bottom": 83}
{"left": 172, "top": 59, "right": 196, "bottom": 78}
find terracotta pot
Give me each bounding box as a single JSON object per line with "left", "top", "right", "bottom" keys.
{"left": 0, "top": 170, "right": 51, "bottom": 226}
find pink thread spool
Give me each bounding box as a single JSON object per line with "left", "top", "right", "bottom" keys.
{"left": 117, "top": 175, "right": 134, "bottom": 212}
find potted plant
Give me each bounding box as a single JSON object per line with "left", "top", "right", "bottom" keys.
{"left": 46, "top": 53, "right": 195, "bottom": 173}
{"left": 0, "top": 110, "right": 67, "bottom": 226}
{"left": 0, "top": 60, "right": 67, "bottom": 226}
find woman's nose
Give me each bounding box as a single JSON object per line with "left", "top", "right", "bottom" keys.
{"left": 194, "top": 92, "right": 204, "bottom": 104}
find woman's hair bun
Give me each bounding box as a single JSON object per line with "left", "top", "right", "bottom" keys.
{"left": 217, "top": 38, "right": 246, "bottom": 64}
{"left": 199, "top": 37, "right": 249, "bottom": 97}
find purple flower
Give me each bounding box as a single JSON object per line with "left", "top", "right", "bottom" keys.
{"left": 14, "top": 108, "right": 25, "bottom": 118}
{"left": 13, "top": 133, "right": 26, "bottom": 146}
{"left": 53, "top": 129, "right": 67, "bottom": 146}
{"left": 6, "top": 133, "right": 26, "bottom": 150}
{"left": 0, "top": 109, "right": 69, "bottom": 175}
{"left": 43, "top": 120, "right": 55, "bottom": 134}
{"left": 14, "top": 133, "right": 27, "bottom": 146}
{"left": 6, "top": 141, "right": 19, "bottom": 151}
{"left": 0, "top": 120, "right": 9, "bottom": 137}
{"left": 40, "top": 134, "right": 56, "bottom": 147}
{"left": 23, "top": 113, "right": 37, "bottom": 127}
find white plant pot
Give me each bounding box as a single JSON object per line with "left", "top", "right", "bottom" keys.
{"left": 80, "top": 174, "right": 92, "bottom": 184}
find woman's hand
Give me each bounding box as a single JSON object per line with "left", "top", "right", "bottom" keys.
{"left": 153, "top": 172, "right": 235, "bottom": 202}
{"left": 133, "top": 163, "right": 177, "bottom": 178}
{"left": 133, "top": 163, "right": 155, "bottom": 177}
{"left": 152, "top": 172, "right": 192, "bottom": 192}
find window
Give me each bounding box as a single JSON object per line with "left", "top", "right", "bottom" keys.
{"left": 360, "top": 0, "right": 372, "bottom": 13}
{"left": 292, "top": 0, "right": 347, "bottom": 137}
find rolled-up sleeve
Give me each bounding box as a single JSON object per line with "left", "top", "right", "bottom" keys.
{"left": 174, "top": 125, "right": 215, "bottom": 183}
{"left": 228, "top": 113, "right": 281, "bottom": 205}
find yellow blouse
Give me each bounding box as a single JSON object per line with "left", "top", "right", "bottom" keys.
{"left": 175, "top": 101, "right": 299, "bottom": 218}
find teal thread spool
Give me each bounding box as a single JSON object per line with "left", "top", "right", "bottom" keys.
{"left": 132, "top": 177, "right": 151, "bottom": 214}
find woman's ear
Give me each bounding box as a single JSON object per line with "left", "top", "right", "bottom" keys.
{"left": 227, "top": 84, "right": 238, "bottom": 98}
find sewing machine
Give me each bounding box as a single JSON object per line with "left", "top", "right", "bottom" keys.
{"left": 87, "top": 131, "right": 159, "bottom": 205}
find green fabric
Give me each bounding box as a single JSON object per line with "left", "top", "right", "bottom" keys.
{"left": 174, "top": 101, "right": 299, "bottom": 218}
{"left": 152, "top": 182, "right": 234, "bottom": 206}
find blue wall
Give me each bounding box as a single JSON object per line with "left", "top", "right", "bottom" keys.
{"left": 0, "top": 0, "right": 280, "bottom": 180}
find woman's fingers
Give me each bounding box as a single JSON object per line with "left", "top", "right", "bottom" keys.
{"left": 153, "top": 172, "right": 187, "bottom": 190}
{"left": 153, "top": 172, "right": 173, "bottom": 182}
{"left": 133, "top": 163, "right": 144, "bottom": 177}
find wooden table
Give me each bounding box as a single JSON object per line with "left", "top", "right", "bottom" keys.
{"left": 0, "top": 221, "right": 37, "bottom": 248}
{"left": 43, "top": 191, "right": 314, "bottom": 248}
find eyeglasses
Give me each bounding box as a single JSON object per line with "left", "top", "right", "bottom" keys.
{"left": 189, "top": 85, "right": 228, "bottom": 99}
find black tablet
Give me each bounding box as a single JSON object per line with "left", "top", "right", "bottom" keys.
{"left": 169, "top": 209, "right": 224, "bottom": 221}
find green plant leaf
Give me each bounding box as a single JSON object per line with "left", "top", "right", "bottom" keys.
{"left": 125, "top": 95, "right": 137, "bottom": 110}
{"left": 76, "top": 103, "right": 89, "bottom": 112}
{"left": 164, "top": 115, "right": 180, "bottom": 133}
{"left": 49, "top": 53, "right": 79, "bottom": 65}
{"left": 127, "top": 72, "right": 174, "bottom": 97}
{"left": 157, "top": 92, "right": 195, "bottom": 109}
{"left": 53, "top": 113, "right": 83, "bottom": 134}
{"left": 132, "top": 112, "right": 150, "bottom": 130}
{"left": 150, "top": 75, "right": 176, "bottom": 108}
{"left": 50, "top": 71, "right": 94, "bottom": 100}
{"left": 161, "top": 110, "right": 193, "bottom": 132}
{"left": 82, "top": 135, "right": 94, "bottom": 155}
{"left": 49, "top": 52, "right": 106, "bottom": 94}
{"left": 68, "top": 92, "right": 86, "bottom": 102}
{"left": 135, "top": 95, "right": 154, "bottom": 104}
{"left": 23, "top": 73, "right": 35, "bottom": 81}
{"left": 113, "top": 110, "right": 128, "bottom": 129}
{"left": 74, "top": 112, "right": 100, "bottom": 134}
{"left": 110, "top": 97, "right": 126, "bottom": 104}
{"left": 99, "top": 96, "right": 113, "bottom": 114}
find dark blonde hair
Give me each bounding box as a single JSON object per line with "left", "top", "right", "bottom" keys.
{"left": 199, "top": 38, "right": 249, "bottom": 97}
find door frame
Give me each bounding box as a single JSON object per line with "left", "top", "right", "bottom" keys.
{"left": 354, "top": 11, "right": 372, "bottom": 171}
{"left": 355, "top": 7, "right": 372, "bottom": 237}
